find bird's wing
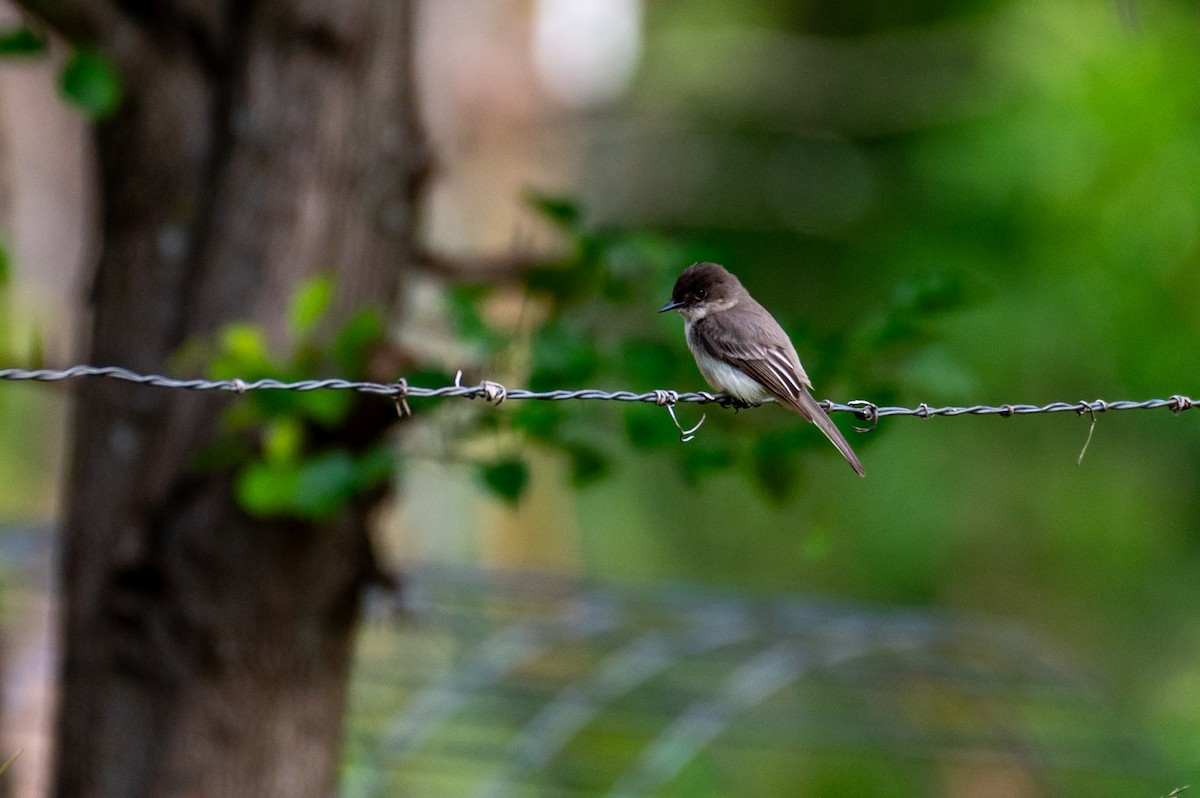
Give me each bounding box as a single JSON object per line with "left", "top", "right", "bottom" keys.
{"left": 692, "top": 314, "right": 814, "bottom": 402}
{"left": 693, "top": 313, "right": 864, "bottom": 477}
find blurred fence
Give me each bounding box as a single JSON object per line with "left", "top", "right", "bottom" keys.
{"left": 342, "top": 567, "right": 1163, "bottom": 797}
{"left": 0, "top": 527, "right": 1171, "bottom": 797}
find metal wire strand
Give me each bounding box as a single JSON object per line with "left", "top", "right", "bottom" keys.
{"left": 0, "top": 365, "right": 1194, "bottom": 422}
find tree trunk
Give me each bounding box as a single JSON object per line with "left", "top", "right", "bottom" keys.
{"left": 16, "top": 3, "right": 428, "bottom": 796}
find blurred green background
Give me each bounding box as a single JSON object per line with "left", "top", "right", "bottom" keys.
{"left": 3, "top": 0, "right": 1200, "bottom": 795}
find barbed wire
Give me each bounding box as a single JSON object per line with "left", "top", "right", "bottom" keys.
{"left": 0, "top": 365, "right": 1195, "bottom": 428}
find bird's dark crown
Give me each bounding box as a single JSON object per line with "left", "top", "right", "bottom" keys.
{"left": 668, "top": 262, "right": 740, "bottom": 308}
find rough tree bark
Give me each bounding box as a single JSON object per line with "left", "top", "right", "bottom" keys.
{"left": 15, "top": 3, "right": 428, "bottom": 796}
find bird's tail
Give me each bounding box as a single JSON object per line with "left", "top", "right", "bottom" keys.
{"left": 786, "top": 390, "right": 865, "bottom": 477}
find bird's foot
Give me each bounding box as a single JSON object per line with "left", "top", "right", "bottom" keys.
{"left": 723, "top": 396, "right": 754, "bottom": 412}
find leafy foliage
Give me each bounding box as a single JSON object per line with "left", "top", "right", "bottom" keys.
{"left": 192, "top": 276, "right": 396, "bottom": 521}
{"left": 0, "top": 25, "right": 46, "bottom": 56}
{"left": 174, "top": 174, "right": 963, "bottom": 513}
{"left": 59, "top": 48, "right": 122, "bottom": 119}
{"left": 237, "top": 446, "right": 393, "bottom": 520}
{"left": 0, "top": 27, "right": 123, "bottom": 119}
{"left": 446, "top": 194, "right": 966, "bottom": 503}
{"left": 477, "top": 457, "right": 530, "bottom": 506}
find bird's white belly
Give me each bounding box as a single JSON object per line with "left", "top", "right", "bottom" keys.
{"left": 686, "top": 326, "right": 771, "bottom": 405}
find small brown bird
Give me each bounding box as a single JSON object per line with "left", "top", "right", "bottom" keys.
{"left": 659, "top": 262, "right": 864, "bottom": 477}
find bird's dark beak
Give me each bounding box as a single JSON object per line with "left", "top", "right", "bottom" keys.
{"left": 658, "top": 299, "right": 684, "bottom": 313}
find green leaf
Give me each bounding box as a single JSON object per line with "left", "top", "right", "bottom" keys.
{"left": 0, "top": 26, "right": 45, "bottom": 57}
{"left": 236, "top": 447, "right": 392, "bottom": 520}
{"left": 562, "top": 442, "right": 608, "bottom": 487}
{"left": 510, "top": 402, "right": 563, "bottom": 440}
{"left": 219, "top": 323, "right": 269, "bottom": 363}
{"left": 262, "top": 419, "right": 304, "bottom": 465}
{"left": 60, "top": 48, "right": 122, "bottom": 119}
{"left": 211, "top": 323, "right": 272, "bottom": 378}
{"left": 479, "top": 457, "right": 529, "bottom": 505}
{"left": 0, "top": 239, "right": 9, "bottom": 286}
{"left": 236, "top": 461, "right": 300, "bottom": 518}
{"left": 332, "top": 309, "right": 385, "bottom": 374}
{"left": 287, "top": 389, "right": 354, "bottom": 427}
{"left": 289, "top": 274, "right": 336, "bottom": 337}
{"left": 290, "top": 451, "right": 360, "bottom": 517}
{"left": 527, "top": 192, "right": 580, "bottom": 228}
{"left": 239, "top": 451, "right": 362, "bottom": 520}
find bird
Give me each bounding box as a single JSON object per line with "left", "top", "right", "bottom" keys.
{"left": 659, "top": 262, "right": 864, "bottom": 477}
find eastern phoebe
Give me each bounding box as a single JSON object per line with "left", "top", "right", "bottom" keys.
{"left": 659, "top": 262, "right": 864, "bottom": 477}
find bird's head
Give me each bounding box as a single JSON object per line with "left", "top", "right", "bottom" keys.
{"left": 658, "top": 262, "right": 741, "bottom": 320}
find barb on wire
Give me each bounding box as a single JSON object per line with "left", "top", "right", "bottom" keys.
{"left": 393, "top": 377, "right": 412, "bottom": 418}
{"left": 0, "top": 366, "right": 1195, "bottom": 428}
{"left": 648, "top": 389, "right": 706, "bottom": 443}
{"left": 1076, "top": 402, "right": 1099, "bottom": 465}
{"left": 668, "top": 405, "right": 705, "bottom": 443}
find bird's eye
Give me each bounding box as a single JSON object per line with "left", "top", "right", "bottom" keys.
{"left": 694, "top": 289, "right": 707, "bottom": 300}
